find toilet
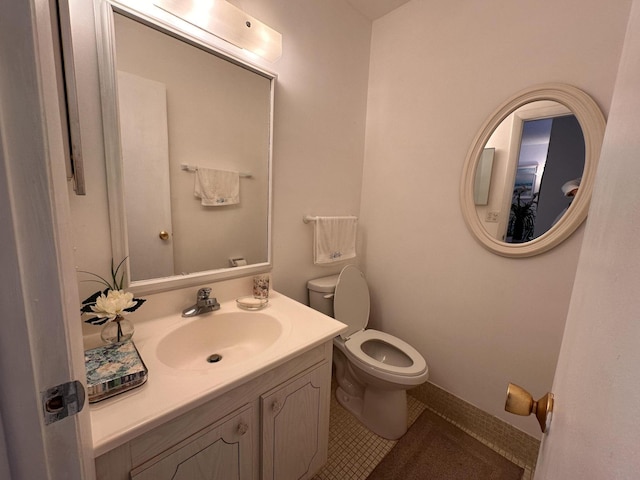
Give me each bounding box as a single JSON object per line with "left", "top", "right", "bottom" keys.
{"left": 307, "top": 265, "right": 429, "bottom": 439}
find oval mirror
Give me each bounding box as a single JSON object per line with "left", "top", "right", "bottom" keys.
{"left": 460, "top": 84, "right": 605, "bottom": 257}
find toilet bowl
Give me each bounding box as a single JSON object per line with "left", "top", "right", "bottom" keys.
{"left": 307, "top": 265, "right": 428, "bottom": 439}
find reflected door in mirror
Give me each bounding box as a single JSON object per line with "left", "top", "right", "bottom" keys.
{"left": 118, "top": 71, "right": 175, "bottom": 280}
{"left": 531, "top": 115, "right": 584, "bottom": 238}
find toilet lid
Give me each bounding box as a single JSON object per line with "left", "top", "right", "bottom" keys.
{"left": 334, "top": 265, "right": 370, "bottom": 338}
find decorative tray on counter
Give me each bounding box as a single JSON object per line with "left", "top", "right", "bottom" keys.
{"left": 85, "top": 340, "right": 148, "bottom": 403}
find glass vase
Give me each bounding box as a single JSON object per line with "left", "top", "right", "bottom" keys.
{"left": 101, "top": 316, "right": 134, "bottom": 344}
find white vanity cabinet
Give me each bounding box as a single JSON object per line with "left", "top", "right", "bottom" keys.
{"left": 94, "top": 343, "right": 333, "bottom": 480}
{"left": 261, "top": 363, "right": 330, "bottom": 480}
{"left": 131, "top": 404, "right": 253, "bottom": 480}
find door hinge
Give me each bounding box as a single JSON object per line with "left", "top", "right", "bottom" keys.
{"left": 42, "top": 380, "right": 85, "bottom": 425}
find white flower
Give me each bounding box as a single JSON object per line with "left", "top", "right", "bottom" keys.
{"left": 91, "top": 290, "right": 136, "bottom": 321}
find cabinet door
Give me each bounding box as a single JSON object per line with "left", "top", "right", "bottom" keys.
{"left": 261, "top": 363, "right": 330, "bottom": 480}
{"left": 131, "top": 404, "right": 253, "bottom": 480}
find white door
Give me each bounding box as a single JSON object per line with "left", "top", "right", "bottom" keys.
{"left": 0, "top": 0, "right": 94, "bottom": 478}
{"left": 535, "top": 2, "right": 640, "bottom": 477}
{"left": 117, "top": 71, "right": 175, "bottom": 281}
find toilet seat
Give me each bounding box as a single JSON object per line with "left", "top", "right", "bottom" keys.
{"left": 332, "top": 265, "right": 428, "bottom": 384}
{"left": 345, "top": 329, "right": 427, "bottom": 377}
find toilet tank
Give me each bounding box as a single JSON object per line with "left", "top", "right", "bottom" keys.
{"left": 307, "top": 274, "right": 339, "bottom": 317}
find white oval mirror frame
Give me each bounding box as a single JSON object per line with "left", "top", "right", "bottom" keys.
{"left": 460, "top": 83, "right": 606, "bottom": 257}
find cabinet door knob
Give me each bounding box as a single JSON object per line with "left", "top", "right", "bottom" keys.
{"left": 272, "top": 400, "right": 282, "bottom": 413}
{"left": 159, "top": 230, "right": 170, "bottom": 241}
{"left": 237, "top": 422, "right": 248, "bottom": 436}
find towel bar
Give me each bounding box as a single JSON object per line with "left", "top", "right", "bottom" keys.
{"left": 303, "top": 215, "right": 357, "bottom": 223}
{"left": 180, "top": 163, "right": 252, "bottom": 178}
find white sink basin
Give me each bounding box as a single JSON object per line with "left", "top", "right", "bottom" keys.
{"left": 156, "top": 312, "right": 284, "bottom": 371}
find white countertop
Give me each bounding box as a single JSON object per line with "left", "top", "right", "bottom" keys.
{"left": 88, "top": 291, "right": 345, "bottom": 457}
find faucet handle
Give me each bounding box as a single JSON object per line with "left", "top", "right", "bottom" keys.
{"left": 183, "top": 287, "right": 219, "bottom": 317}
{"left": 197, "top": 287, "right": 212, "bottom": 299}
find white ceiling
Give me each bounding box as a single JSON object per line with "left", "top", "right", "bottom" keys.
{"left": 345, "top": 0, "right": 412, "bottom": 21}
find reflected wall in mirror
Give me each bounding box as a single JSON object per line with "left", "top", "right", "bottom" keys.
{"left": 96, "top": 1, "right": 274, "bottom": 294}
{"left": 473, "top": 148, "right": 495, "bottom": 206}
{"left": 460, "top": 84, "right": 605, "bottom": 258}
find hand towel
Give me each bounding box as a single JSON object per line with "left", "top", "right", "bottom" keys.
{"left": 194, "top": 167, "right": 240, "bottom": 206}
{"left": 313, "top": 216, "right": 358, "bottom": 265}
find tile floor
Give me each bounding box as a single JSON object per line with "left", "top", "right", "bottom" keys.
{"left": 312, "top": 387, "right": 426, "bottom": 480}
{"left": 314, "top": 381, "right": 532, "bottom": 480}
{"left": 410, "top": 381, "right": 538, "bottom": 478}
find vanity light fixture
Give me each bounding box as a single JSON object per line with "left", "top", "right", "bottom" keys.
{"left": 154, "top": 0, "right": 282, "bottom": 62}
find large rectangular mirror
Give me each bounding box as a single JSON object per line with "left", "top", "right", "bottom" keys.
{"left": 95, "top": 0, "right": 274, "bottom": 294}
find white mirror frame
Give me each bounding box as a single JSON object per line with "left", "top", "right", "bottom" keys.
{"left": 95, "top": 0, "right": 275, "bottom": 295}
{"left": 460, "top": 83, "right": 606, "bottom": 258}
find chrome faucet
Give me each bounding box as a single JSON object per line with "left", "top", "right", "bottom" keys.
{"left": 182, "top": 287, "right": 220, "bottom": 317}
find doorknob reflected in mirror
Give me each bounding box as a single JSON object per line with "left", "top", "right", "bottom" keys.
{"left": 505, "top": 383, "right": 554, "bottom": 433}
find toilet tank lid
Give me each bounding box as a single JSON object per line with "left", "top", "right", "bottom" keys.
{"left": 307, "top": 274, "right": 339, "bottom": 293}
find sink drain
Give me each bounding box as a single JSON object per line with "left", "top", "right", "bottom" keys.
{"left": 206, "top": 353, "right": 222, "bottom": 363}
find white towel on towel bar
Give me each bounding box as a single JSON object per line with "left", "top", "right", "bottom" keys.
{"left": 194, "top": 167, "right": 239, "bottom": 206}
{"left": 313, "top": 216, "right": 358, "bottom": 265}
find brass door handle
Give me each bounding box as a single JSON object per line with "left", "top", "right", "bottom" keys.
{"left": 159, "top": 231, "right": 170, "bottom": 241}
{"left": 505, "top": 383, "right": 554, "bottom": 433}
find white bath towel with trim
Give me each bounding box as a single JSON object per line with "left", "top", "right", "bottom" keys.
{"left": 194, "top": 167, "right": 240, "bottom": 206}
{"left": 313, "top": 216, "right": 358, "bottom": 264}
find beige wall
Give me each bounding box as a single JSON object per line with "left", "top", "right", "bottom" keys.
{"left": 361, "top": 0, "right": 631, "bottom": 438}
